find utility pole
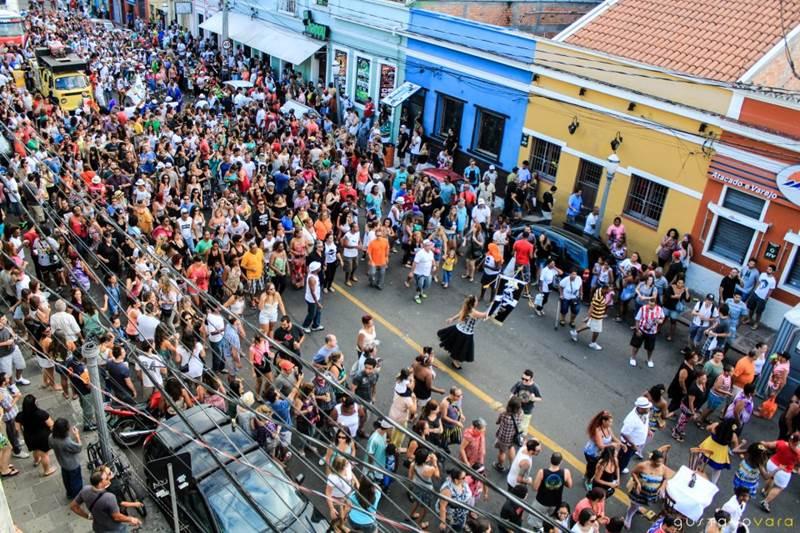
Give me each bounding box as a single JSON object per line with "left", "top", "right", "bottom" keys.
{"left": 84, "top": 340, "right": 113, "bottom": 465}
{"left": 221, "top": 0, "right": 229, "bottom": 54}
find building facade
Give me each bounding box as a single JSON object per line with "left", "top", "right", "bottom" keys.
{"left": 404, "top": 8, "right": 537, "bottom": 173}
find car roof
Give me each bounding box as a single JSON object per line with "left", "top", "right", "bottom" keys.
{"left": 155, "top": 404, "right": 230, "bottom": 451}
{"left": 200, "top": 449, "right": 307, "bottom": 531}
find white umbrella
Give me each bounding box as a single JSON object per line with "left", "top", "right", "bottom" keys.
{"left": 223, "top": 80, "right": 254, "bottom": 89}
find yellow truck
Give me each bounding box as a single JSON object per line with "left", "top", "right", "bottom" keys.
{"left": 31, "top": 45, "right": 93, "bottom": 111}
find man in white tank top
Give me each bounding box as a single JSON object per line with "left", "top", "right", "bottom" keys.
{"left": 302, "top": 262, "right": 324, "bottom": 333}
{"left": 506, "top": 438, "right": 542, "bottom": 491}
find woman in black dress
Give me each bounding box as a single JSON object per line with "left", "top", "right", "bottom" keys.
{"left": 15, "top": 395, "right": 57, "bottom": 476}
{"left": 437, "top": 295, "right": 488, "bottom": 369}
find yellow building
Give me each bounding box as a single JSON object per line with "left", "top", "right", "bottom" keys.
{"left": 519, "top": 40, "right": 726, "bottom": 259}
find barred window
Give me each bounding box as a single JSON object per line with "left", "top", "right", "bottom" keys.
{"left": 574, "top": 159, "right": 603, "bottom": 209}
{"left": 624, "top": 175, "right": 668, "bottom": 227}
{"left": 529, "top": 138, "right": 561, "bottom": 182}
{"left": 786, "top": 251, "right": 800, "bottom": 291}
{"left": 279, "top": 0, "right": 297, "bottom": 14}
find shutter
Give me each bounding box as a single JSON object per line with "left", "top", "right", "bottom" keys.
{"left": 709, "top": 218, "right": 754, "bottom": 265}
{"left": 787, "top": 255, "right": 800, "bottom": 290}
{"left": 722, "top": 189, "right": 764, "bottom": 219}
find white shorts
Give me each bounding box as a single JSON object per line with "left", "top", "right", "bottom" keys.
{"left": 0, "top": 346, "right": 26, "bottom": 375}
{"left": 587, "top": 318, "right": 603, "bottom": 334}
{"left": 767, "top": 458, "right": 792, "bottom": 489}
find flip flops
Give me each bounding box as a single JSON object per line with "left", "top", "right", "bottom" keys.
{"left": 1, "top": 467, "right": 20, "bottom": 478}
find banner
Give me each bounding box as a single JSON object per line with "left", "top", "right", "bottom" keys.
{"left": 488, "top": 275, "right": 524, "bottom": 324}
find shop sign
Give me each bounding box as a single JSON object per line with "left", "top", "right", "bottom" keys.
{"left": 710, "top": 170, "right": 779, "bottom": 200}
{"left": 304, "top": 21, "right": 329, "bottom": 41}
{"left": 355, "top": 56, "right": 371, "bottom": 104}
{"left": 175, "top": 2, "right": 192, "bottom": 14}
{"left": 334, "top": 49, "right": 348, "bottom": 94}
{"left": 520, "top": 133, "right": 529, "bottom": 147}
{"left": 776, "top": 164, "right": 800, "bottom": 207}
{"left": 764, "top": 242, "right": 781, "bottom": 261}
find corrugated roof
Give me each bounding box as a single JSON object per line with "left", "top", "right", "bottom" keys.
{"left": 564, "top": 0, "right": 800, "bottom": 82}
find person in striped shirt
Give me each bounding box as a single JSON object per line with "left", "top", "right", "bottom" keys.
{"left": 571, "top": 285, "right": 612, "bottom": 350}
{"left": 630, "top": 299, "right": 665, "bottom": 368}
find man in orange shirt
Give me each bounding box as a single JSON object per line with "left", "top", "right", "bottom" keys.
{"left": 731, "top": 349, "right": 758, "bottom": 398}
{"left": 367, "top": 227, "right": 390, "bottom": 290}
{"left": 240, "top": 242, "right": 265, "bottom": 307}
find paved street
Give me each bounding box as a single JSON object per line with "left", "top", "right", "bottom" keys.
{"left": 267, "top": 261, "right": 798, "bottom": 531}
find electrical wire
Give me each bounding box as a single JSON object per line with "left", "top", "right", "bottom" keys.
{"left": 0, "top": 118, "right": 562, "bottom": 532}
{"left": 0, "top": 105, "right": 571, "bottom": 533}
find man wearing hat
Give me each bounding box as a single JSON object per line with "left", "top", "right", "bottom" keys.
{"left": 619, "top": 397, "right": 652, "bottom": 473}
{"left": 302, "top": 262, "right": 324, "bottom": 333}
{"left": 410, "top": 239, "right": 436, "bottom": 304}
{"left": 472, "top": 197, "right": 492, "bottom": 235}
{"left": 365, "top": 419, "right": 392, "bottom": 482}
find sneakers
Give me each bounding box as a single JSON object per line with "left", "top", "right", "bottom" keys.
{"left": 311, "top": 325, "right": 325, "bottom": 332}
{"left": 647, "top": 360, "right": 655, "bottom": 368}
{"left": 421, "top": 293, "right": 428, "bottom": 299}
{"left": 629, "top": 358, "right": 637, "bottom": 367}
{"left": 302, "top": 327, "right": 312, "bottom": 333}
{"left": 414, "top": 295, "right": 422, "bottom": 304}
{"left": 569, "top": 330, "right": 578, "bottom": 342}
{"left": 12, "top": 451, "right": 29, "bottom": 459}
{"left": 589, "top": 343, "right": 603, "bottom": 351}
{"left": 760, "top": 500, "right": 771, "bottom": 513}
{"left": 15, "top": 378, "right": 30, "bottom": 386}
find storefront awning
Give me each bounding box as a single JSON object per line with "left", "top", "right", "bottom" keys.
{"left": 381, "top": 81, "right": 421, "bottom": 107}
{"left": 200, "top": 12, "right": 324, "bottom": 65}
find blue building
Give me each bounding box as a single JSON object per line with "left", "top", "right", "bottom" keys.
{"left": 403, "top": 9, "right": 536, "bottom": 173}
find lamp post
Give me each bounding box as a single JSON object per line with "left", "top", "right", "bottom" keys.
{"left": 595, "top": 153, "right": 620, "bottom": 238}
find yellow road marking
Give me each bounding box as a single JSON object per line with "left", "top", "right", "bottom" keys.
{"left": 332, "top": 283, "right": 631, "bottom": 506}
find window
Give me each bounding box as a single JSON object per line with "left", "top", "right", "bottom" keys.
{"left": 708, "top": 189, "right": 766, "bottom": 265}
{"left": 786, "top": 251, "right": 800, "bottom": 291}
{"left": 278, "top": 0, "right": 297, "bottom": 14}
{"left": 472, "top": 107, "right": 505, "bottom": 160}
{"left": 529, "top": 137, "right": 561, "bottom": 182}
{"left": 624, "top": 175, "right": 668, "bottom": 227}
{"left": 574, "top": 159, "right": 603, "bottom": 209}
{"left": 317, "top": 0, "right": 329, "bottom": 5}
{"left": 435, "top": 94, "right": 463, "bottom": 139}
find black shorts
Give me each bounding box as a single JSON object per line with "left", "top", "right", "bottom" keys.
{"left": 630, "top": 331, "right": 656, "bottom": 352}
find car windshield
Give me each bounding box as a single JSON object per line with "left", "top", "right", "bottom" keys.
{"left": 54, "top": 75, "right": 88, "bottom": 91}
{"left": 0, "top": 21, "right": 23, "bottom": 37}
{"left": 202, "top": 450, "right": 305, "bottom": 532}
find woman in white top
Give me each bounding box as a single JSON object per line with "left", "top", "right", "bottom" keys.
{"left": 356, "top": 314, "right": 378, "bottom": 355}
{"left": 257, "top": 282, "right": 285, "bottom": 337}
{"left": 332, "top": 397, "right": 362, "bottom": 438}
{"left": 325, "top": 456, "right": 358, "bottom": 527}
{"left": 223, "top": 287, "right": 246, "bottom": 318}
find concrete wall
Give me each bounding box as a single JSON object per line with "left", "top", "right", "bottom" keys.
{"left": 414, "top": 0, "right": 601, "bottom": 38}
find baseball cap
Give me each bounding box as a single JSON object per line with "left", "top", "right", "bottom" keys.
{"left": 379, "top": 419, "right": 393, "bottom": 429}
{"left": 278, "top": 359, "right": 294, "bottom": 372}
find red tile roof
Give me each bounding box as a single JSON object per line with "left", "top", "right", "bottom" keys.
{"left": 563, "top": 0, "right": 800, "bottom": 82}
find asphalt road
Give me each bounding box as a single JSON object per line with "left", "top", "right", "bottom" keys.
{"left": 259, "top": 256, "right": 799, "bottom": 532}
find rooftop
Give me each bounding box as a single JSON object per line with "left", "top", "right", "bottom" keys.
{"left": 561, "top": 0, "right": 800, "bottom": 83}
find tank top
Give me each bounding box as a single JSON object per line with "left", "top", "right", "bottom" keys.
{"left": 456, "top": 317, "right": 476, "bottom": 335}
{"left": 335, "top": 404, "right": 360, "bottom": 437}
{"left": 507, "top": 450, "right": 533, "bottom": 488}
{"left": 358, "top": 327, "right": 377, "bottom": 351}
{"left": 535, "top": 468, "right": 566, "bottom": 507}
{"left": 583, "top": 429, "right": 613, "bottom": 458}
{"left": 304, "top": 273, "right": 321, "bottom": 303}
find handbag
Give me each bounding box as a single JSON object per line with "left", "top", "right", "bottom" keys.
{"left": 510, "top": 414, "right": 524, "bottom": 448}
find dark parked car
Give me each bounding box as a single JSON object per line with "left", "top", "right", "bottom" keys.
{"left": 510, "top": 222, "right": 610, "bottom": 273}
{"left": 143, "top": 405, "right": 327, "bottom": 533}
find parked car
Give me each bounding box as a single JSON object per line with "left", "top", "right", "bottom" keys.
{"left": 143, "top": 405, "right": 327, "bottom": 533}
{"left": 510, "top": 222, "right": 610, "bottom": 273}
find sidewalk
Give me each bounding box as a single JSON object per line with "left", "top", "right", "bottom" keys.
{"left": 2, "top": 366, "right": 170, "bottom": 533}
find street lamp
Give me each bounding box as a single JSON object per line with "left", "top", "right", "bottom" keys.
{"left": 595, "top": 153, "right": 620, "bottom": 238}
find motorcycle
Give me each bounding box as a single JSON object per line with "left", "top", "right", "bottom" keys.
{"left": 104, "top": 402, "right": 159, "bottom": 448}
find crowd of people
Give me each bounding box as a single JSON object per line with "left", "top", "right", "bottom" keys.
{"left": 0, "top": 5, "right": 797, "bottom": 533}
